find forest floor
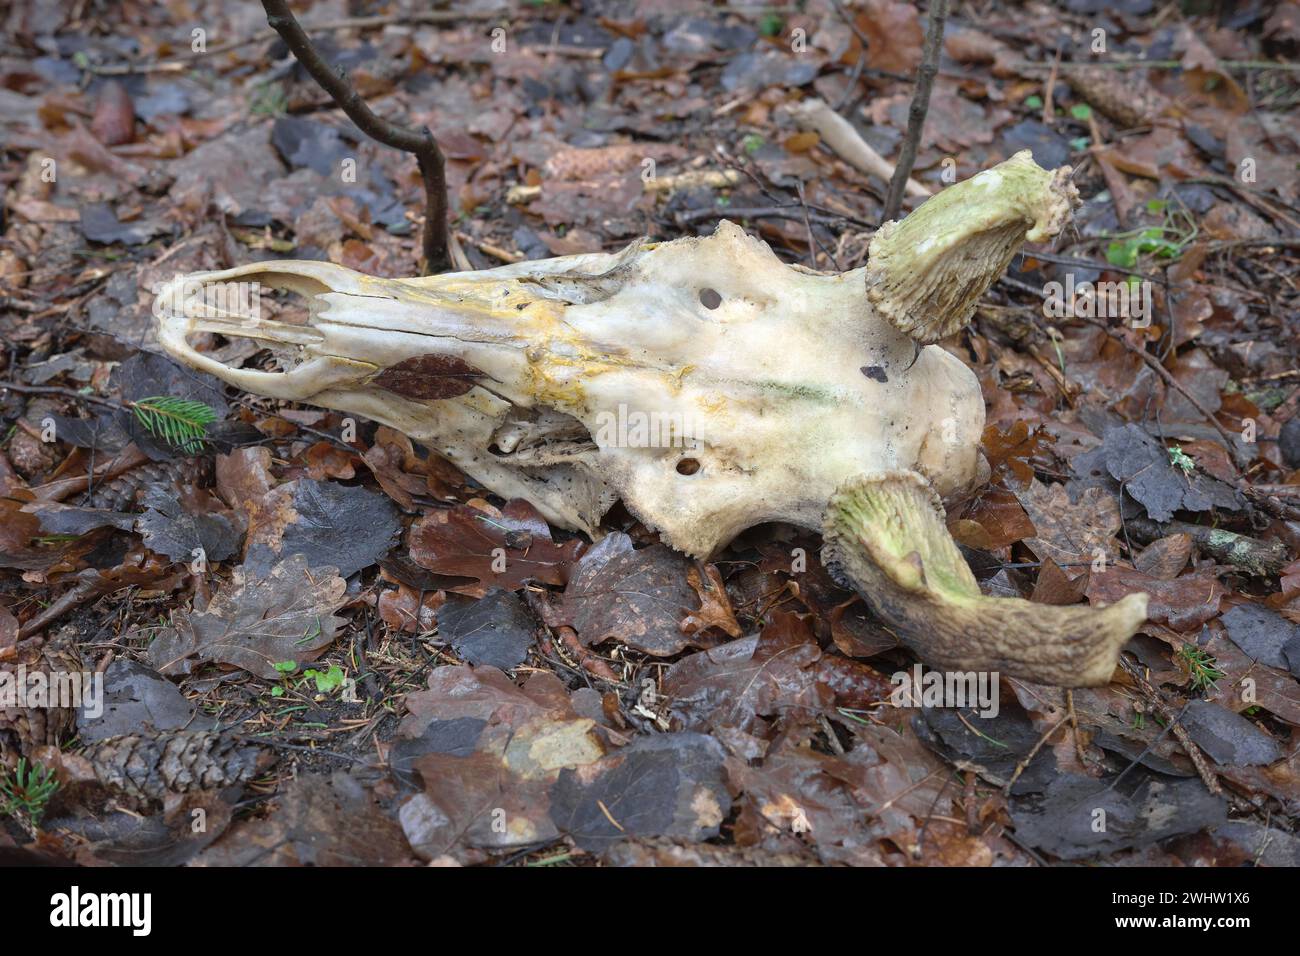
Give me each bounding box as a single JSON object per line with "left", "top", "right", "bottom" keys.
{"left": 1, "top": 0, "right": 1299, "bottom": 866}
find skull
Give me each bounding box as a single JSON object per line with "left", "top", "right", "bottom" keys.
{"left": 155, "top": 151, "right": 1148, "bottom": 687}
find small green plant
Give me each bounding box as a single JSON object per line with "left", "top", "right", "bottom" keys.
{"left": 1104, "top": 199, "right": 1198, "bottom": 269}
{"left": 1, "top": 759, "right": 59, "bottom": 832}
{"left": 1180, "top": 643, "right": 1226, "bottom": 692}
{"left": 270, "top": 659, "right": 298, "bottom": 698}
{"left": 302, "top": 664, "right": 346, "bottom": 694}
{"left": 1069, "top": 103, "right": 1092, "bottom": 121}
{"left": 250, "top": 81, "right": 288, "bottom": 116}
{"left": 741, "top": 133, "right": 765, "bottom": 155}
{"left": 1168, "top": 444, "right": 1196, "bottom": 475}
{"left": 132, "top": 396, "right": 217, "bottom": 454}
{"left": 758, "top": 13, "right": 784, "bottom": 36}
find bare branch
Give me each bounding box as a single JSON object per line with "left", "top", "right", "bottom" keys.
{"left": 260, "top": 0, "right": 449, "bottom": 273}
{"left": 882, "top": 0, "right": 948, "bottom": 222}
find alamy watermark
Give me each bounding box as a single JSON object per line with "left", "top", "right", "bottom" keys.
{"left": 890, "top": 664, "right": 999, "bottom": 718}
{"left": 593, "top": 403, "right": 701, "bottom": 448}
{"left": 0, "top": 666, "right": 103, "bottom": 719}
{"left": 1042, "top": 274, "right": 1152, "bottom": 328}
{"left": 151, "top": 275, "right": 262, "bottom": 327}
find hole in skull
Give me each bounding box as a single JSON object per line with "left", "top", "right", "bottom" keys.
{"left": 698, "top": 288, "right": 722, "bottom": 310}
{"left": 676, "top": 457, "right": 701, "bottom": 476}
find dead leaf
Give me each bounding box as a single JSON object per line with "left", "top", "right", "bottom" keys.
{"left": 681, "top": 563, "right": 742, "bottom": 638}
{"left": 550, "top": 532, "right": 700, "bottom": 656}
{"left": 409, "top": 500, "right": 585, "bottom": 596}
{"left": 1015, "top": 480, "right": 1120, "bottom": 567}
{"left": 1135, "top": 534, "right": 1194, "bottom": 580}
{"left": 371, "top": 353, "right": 486, "bottom": 400}
{"left": 149, "top": 554, "right": 347, "bottom": 678}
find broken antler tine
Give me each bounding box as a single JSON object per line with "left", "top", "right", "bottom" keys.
{"left": 822, "top": 471, "right": 1147, "bottom": 688}
{"left": 864, "top": 150, "right": 1080, "bottom": 345}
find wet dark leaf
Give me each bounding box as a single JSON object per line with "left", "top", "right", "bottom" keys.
{"left": 1010, "top": 772, "right": 1226, "bottom": 861}
{"left": 1101, "top": 424, "right": 1241, "bottom": 522}
{"left": 437, "top": 588, "right": 537, "bottom": 670}
{"left": 409, "top": 500, "right": 585, "bottom": 596}
{"left": 551, "top": 532, "right": 698, "bottom": 655}
{"left": 78, "top": 658, "right": 209, "bottom": 742}
{"left": 279, "top": 480, "right": 399, "bottom": 577}
{"left": 371, "top": 353, "right": 486, "bottom": 401}
{"left": 1220, "top": 603, "right": 1300, "bottom": 674}
{"left": 197, "top": 772, "right": 411, "bottom": 866}
{"left": 1181, "top": 700, "right": 1283, "bottom": 767}
{"left": 549, "top": 732, "right": 730, "bottom": 852}
{"left": 80, "top": 202, "right": 169, "bottom": 246}
{"left": 136, "top": 489, "right": 241, "bottom": 563}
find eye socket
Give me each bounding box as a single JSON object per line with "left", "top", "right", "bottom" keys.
{"left": 676, "top": 457, "right": 701, "bottom": 476}
{"left": 698, "top": 288, "right": 722, "bottom": 310}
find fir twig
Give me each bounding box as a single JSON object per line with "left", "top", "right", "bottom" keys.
{"left": 131, "top": 396, "right": 217, "bottom": 453}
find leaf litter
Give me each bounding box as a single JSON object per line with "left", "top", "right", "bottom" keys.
{"left": 1, "top": 0, "right": 1298, "bottom": 869}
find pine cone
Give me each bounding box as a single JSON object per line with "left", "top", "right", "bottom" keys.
{"left": 91, "top": 456, "right": 213, "bottom": 513}
{"left": 1069, "top": 68, "right": 1170, "bottom": 128}
{"left": 0, "top": 632, "right": 84, "bottom": 767}
{"left": 78, "top": 731, "right": 269, "bottom": 809}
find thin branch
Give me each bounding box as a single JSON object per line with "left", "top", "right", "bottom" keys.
{"left": 1079, "top": 318, "right": 1246, "bottom": 471}
{"left": 260, "top": 0, "right": 449, "bottom": 273}
{"left": 882, "top": 0, "right": 948, "bottom": 222}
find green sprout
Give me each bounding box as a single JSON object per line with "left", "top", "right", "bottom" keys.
{"left": 1168, "top": 445, "right": 1196, "bottom": 475}
{"left": 301, "top": 664, "right": 346, "bottom": 695}
{"left": 1, "top": 758, "right": 60, "bottom": 832}
{"left": 271, "top": 659, "right": 298, "bottom": 698}
{"left": 1104, "top": 199, "right": 1199, "bottom": 268}
{"left": 1180, "top": 643, "right": 1226, "bottom": 693}
{"left": 250, "top": 81, "right": 288, "bottom": 116}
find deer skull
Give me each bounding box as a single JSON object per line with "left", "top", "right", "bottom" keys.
{"left": 155, "top": 151, "right": 1148, "bottom": 687}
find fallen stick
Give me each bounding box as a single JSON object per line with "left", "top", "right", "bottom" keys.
{"left": 506, "top": 169, "right": 741, "bottom": 205}
{"left": 785, "top": 98, "right": 931, "bottom": 199}
{"left": 1123, "top": 516, "right": 1290, "bottom": 578}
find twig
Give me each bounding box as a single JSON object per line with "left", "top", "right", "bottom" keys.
{"left": 1121, "top": 660, "right": 1222, "bottom": 797}
{"left": 0, "top": 380, "right": 122, "bottom": 411}
{"left": 883, "top": 0, "right": 948, "bottom": 221}
{"left": 1041, "top": 44, "right": 1062, "bottom": 126}
{"left": 1003, "top": 715, "right": 1068, "bottom": 796}
{"left": 455, "top": 230, "right": 523, "bottom": 264}
{"left": 675, "top": 206, "right": 856, "bottom": 228}
{"left": 1122, "top": 516, "right": 1290, "bottom": 577}
{"left": 1079, "top": 318, "right": 1246, "bottom": 470}
{"left": 1204, "top": 237, "right": 1300, "bottom": 251}
{"left": 260, "top": 0, "right": 449, "bottom": 273}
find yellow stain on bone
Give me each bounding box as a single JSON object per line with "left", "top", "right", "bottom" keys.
{"left": 349, "top": 273, "right": 639, "bottom": 412}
